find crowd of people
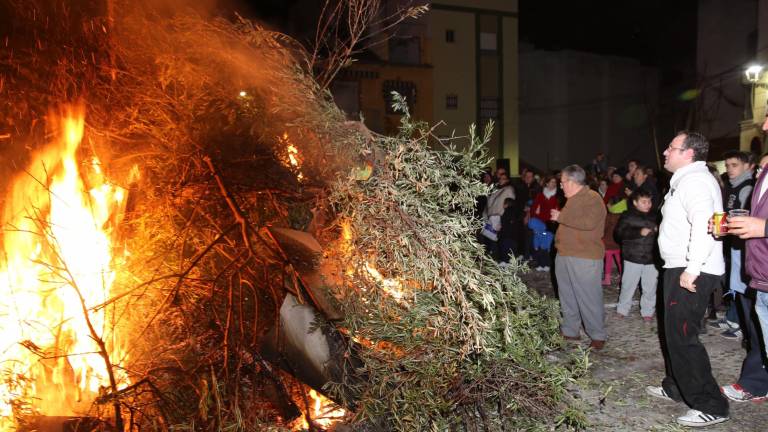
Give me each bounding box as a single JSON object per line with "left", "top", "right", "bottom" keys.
{"left": 476, "top": 120, "right": 768, "bottom": 427}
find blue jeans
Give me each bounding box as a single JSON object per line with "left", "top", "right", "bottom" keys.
{"left": 725, "top": 248, "right": 747, "bottom": 324}
{"left": 756, "top": 291, "right": 768, "bottom": 359}
{"left": 730, "top": 248, "right": 747, "bottom": 294}
{"left": 736, "top": 290, "right": 768, "bottom": 396}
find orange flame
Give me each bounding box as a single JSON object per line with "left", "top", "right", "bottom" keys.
{"left": 290, "top": 387, "right": 347, "bottom": 431}
{"left": 0, "top": 105, "right": 129, "bottom": 424}
{"left": 279, "top": 132, "right": 304, "bottom": 182}
{"left": 364, "top": 262, "right": 406, "bottom": 303}
{"left": 338, "top": 220, "right": 407, "bottom": 303}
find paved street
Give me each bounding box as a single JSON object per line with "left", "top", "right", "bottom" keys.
{"left": 522, "top": 270, "right": 766, "bottom": 431}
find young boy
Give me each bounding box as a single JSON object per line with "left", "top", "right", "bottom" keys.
{"left": 614, "top": 189, "right": 658, "bottom": 320}
{"left": 709, "top": 151, "right": 754, "bottom": 340}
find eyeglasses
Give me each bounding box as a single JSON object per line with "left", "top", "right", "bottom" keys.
{"left": 667, "top": 145, "right": 686, "bottom": 152}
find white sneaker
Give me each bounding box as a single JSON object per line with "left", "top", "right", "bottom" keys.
{"left": 534, "top": 266, "right": 543, "bottom": 271}
{"left": 721, "top": 383, "right": 768, "bottom": 402}
{"left": 675, "top": 409, "right": 728, "bottom": 427}
{"left": 541, "top": 266, "right": 550, "bottom": 272}
{"left": 720, "top": 328, "right": 743, "bottom": 340}
{"left": 708, "top": 318, "right": 739, "bottom": 331}
{"left": 645, "top": 386, "right": 675, "bottom": 402}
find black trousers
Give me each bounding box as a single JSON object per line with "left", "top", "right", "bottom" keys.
{"left": 736, "top": 289, "right": 768, "bottom": 395}
{"left": 661, "top": 267, "right": 729, "bottom": 417}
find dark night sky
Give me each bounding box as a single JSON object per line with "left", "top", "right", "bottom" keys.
{"left": 244, "top": 0, "right": 699, "bottom": 87}
{"left": 520, "top": 1, "right": 696, "bottom": 61}
{"left": 519, "top": 0, "right": 699, "bottom": 87}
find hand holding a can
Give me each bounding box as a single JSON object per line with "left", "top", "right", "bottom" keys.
{"left": 711, "top": 212, "right": 727, "bottom": 237}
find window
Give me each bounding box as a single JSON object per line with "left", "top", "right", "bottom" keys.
{"left": 480, "top": 98, "right": 500, "bottom": 121}
{"left": 445, "top": 29, "right": 455, "bottom": 43}
{"left": 389, "top": 36, "right": 421, "bottom": 64}
{"left": 446, "top": 94, "right": 458, "bottom": 109}
{"left": 383, "top": 80, "right": 417, "bottom": 114}
{"left": 479, "top": 32, "right": 497, "bottom": 51}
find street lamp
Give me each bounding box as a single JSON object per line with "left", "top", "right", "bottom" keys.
{"left": 745, "top": 65, "right": 764, "bottom": 120}
{"left": 745, "top": 65, "right": 764, "bottom": 83}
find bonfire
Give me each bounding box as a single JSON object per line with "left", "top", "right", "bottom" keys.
{"left": 0, "top": 1, "right": 581, "bottom": 430}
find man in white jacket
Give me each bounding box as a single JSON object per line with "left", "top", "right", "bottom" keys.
{"left": 645, "top": 131, "right": 729, "bottom": 427}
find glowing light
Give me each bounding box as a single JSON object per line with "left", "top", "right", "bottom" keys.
{"left": 746, "top": 65, "right": 764, "bottom": 83}
{"left": 678, "top": 89, "right": 700, "bottom": 101}
{"left": 239, "top": 90, "right": 247, "bottom": 97}
{"left": 278, "top": 132, "right": 304, "bottom": 182}
{"left": 289, "top": 387, "right": 347, "bottom": 431}
{"left": 364, "top": 262, "right": 405, "bottom": 302}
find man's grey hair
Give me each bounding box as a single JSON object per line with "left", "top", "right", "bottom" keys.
{"left": 677, "top": 130, "right": 709, "bottom": 162}
{"left": 562, "top": 164, "right": 586, "bottom": 185}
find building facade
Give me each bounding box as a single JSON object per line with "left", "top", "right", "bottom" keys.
{"left": 429, "top": 1, "right": 519, "bottom": 173}
{"left": 696, "top": 0, "right": 759, "bottom": 156}
{"left": 519, "top": 47, "right": 660, "bottom": 172}
{"left": 740, "top": 0, "right": 768, "bottom": 152}
{"left": 332, "top": 0, "right": 520, "bottom": 173}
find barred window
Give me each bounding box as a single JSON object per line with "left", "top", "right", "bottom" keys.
{"left": 446, "top": 94, "right": 458, "bottom": 109}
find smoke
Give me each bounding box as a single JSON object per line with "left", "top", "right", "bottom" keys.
{"left": 0, "top": 0, "right": 350, "bottom": 191}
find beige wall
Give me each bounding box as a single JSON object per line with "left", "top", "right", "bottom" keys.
{"left": 430, "top": 9, "right": 476, "bottom": 143}
{"left": 429, "top": 1, "right": 519, "bottom": 173}
{"left": 502, "top": 15, "right": 519, "bottom": 174}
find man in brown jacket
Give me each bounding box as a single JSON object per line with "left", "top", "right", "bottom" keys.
{"left": 551, "top": 165, "right": 608, "bottom": 349}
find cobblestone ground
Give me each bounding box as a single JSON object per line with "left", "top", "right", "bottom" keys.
{"left": 521, "top": 269, "right": 766, "bottom": 431}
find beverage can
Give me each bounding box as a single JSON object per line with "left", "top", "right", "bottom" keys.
{"left": 713, "top": 212, "right": 727, "bottom": 236}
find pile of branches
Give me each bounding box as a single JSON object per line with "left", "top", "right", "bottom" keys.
{"left": 0, "top": 0, "right": 584, "bottom": 430}
{"left": 325, "top": 98, "right": 584, "bottom": 430}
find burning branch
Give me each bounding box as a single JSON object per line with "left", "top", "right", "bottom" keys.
{"left": 203, "top": 155, "right": 252, "bottom": 254}
{"left": 53, "top": 259, "right": 124, "bottom": 431}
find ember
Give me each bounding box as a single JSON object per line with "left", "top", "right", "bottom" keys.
{"left": 289, "top": 386, "right": 347, "bottom": 432}
{"left": 279, "top": 132, "right": 305, "bottom": 182}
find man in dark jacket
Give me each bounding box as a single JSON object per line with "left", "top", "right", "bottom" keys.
{"left": 614, "top": 189, "right": 658, "bottom": 320}
{"left": 630, "top": 164, "right": 661, "bottom": 210}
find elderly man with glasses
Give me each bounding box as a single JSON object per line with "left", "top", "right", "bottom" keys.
{"left": 549, "top": 165, "right": 607, "bottom": 350}
{"left": 645, "top": 131, "right": 729, "bottom": 428}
